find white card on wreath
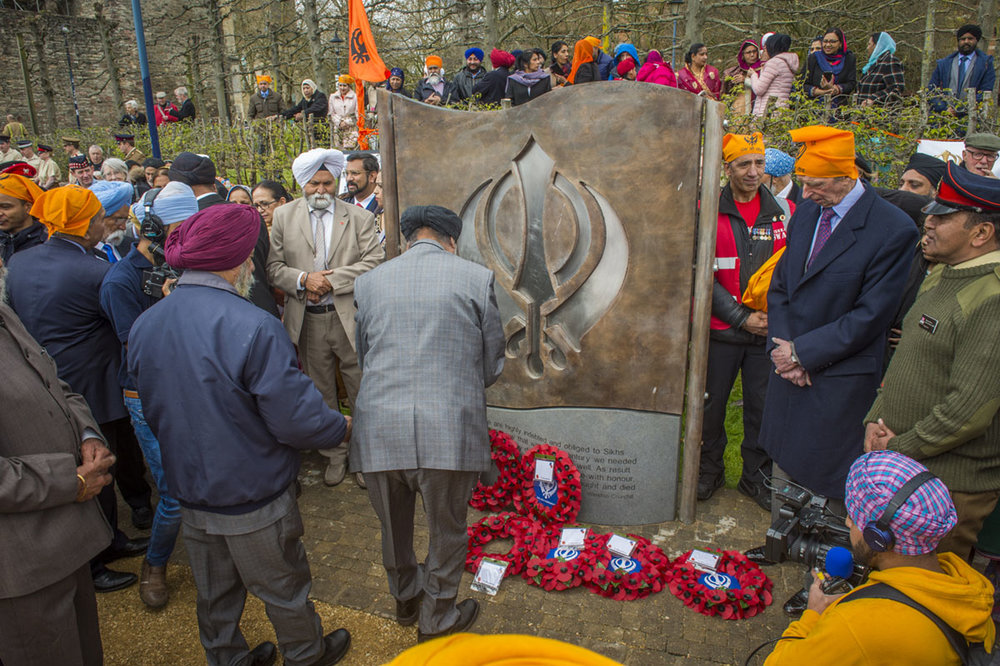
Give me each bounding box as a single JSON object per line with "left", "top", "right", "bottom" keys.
{"left": 534, "top": 458, "right": 555, "bottom": 482}
{"left": 607, "top": 534, "right": 636, "bottom": 558}
{"left": 471, "top": 557, "right": 508, "bottom": 595}
{"left": 689, "top": 549, "right": 720, "bottom": 573}
{"left": 559, "top": 527, "right": 587, "bottom": 549}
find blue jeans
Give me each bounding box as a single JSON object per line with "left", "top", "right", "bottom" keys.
{"left": 124, "top": 394, "right": 181, "bottom": 567}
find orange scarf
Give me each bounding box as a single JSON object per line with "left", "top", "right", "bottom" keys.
{"left": 567, "top": 37, "right": 600, "bottom": 84}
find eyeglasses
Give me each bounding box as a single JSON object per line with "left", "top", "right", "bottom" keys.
{"left": 966, "top": 149, "right": 999, "bottom": 163}
{"left": 254, "top": 200, "right": 277, "bottom": 210}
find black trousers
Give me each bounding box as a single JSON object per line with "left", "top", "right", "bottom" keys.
{"left": 700, "top": 337, "right": 772, "bottom": 484}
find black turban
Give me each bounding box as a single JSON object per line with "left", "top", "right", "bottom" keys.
{"left": 169, "top": 152, "right": 216, "bottom": 186}
{"left": 400, "top": 205, "right": 463, "bottom": 241}
{"left": 957, "top": 24, "right": 983, "bottom": 41}
{"left": 904, "top": 153, "right": 947, "bottom": 188}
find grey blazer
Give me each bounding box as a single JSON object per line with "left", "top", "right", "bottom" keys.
{"left": 0, "top": 303, "right": 112, "bottom": 599}
{"left": 350, "top": 239, "right": 505, "bottom": 473}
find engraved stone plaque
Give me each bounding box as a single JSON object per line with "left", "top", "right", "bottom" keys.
{"left": 380, "top": 83, "right": 716, "bottom": 524}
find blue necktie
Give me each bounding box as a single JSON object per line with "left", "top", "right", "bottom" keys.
{"left": 103, "top": 245, "right": 117, "bottom": 263}
{"left": 958, "top": 56, "right": 969, "bottom": 92}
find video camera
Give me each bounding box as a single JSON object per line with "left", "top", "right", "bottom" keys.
{"left": 142, "top": 264, "right": 181, "bottom": 298}
{"left": 764, "top": 480, "right": 867, "bottom": 584}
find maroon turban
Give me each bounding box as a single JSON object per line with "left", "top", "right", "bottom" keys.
{"left": 490, "top": 48, "right": 516, "bottom": 69}
{"left": 165, "top": 204, "right": 260, "bottom": 271}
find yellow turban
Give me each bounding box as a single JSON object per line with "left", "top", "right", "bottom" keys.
{"left": 742, "top": 246, "right": 785, "bottom": 312}
{"left": 0, "top": 173, "right": 44, "bottom": 205}
{"left": 387, "top": 634, "right": 621, "bottom": 666}
{"left": 338, "top": 74, "right": 355, "bottom": 86}
{"left": 789, "top": 125, "right": 858, "bottom": 179}
{"left": 256, "top": 74, "right": 273, "bottom": 84}
{"left": 584, "top": 36, "right": 601, "bottom": 48}
{"left": 722, "top": 132, "right": 765, "bottom": 163}
{"left": 30, "top": 185, "right": 102, "bottom": 238}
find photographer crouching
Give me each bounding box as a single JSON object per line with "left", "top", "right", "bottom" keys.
{"left": 762, "top": 450, "right": 995, "bottom": 664}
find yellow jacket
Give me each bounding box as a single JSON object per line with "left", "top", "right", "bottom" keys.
{"left": 765, "top": 552, "right": 996, "bottom": 665}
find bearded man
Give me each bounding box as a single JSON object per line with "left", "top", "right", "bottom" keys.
{"left": 129, "top": 204, "right": 354, "bottom": 666}
{"left": 267, "top": 149, "right": 385, "bottom": 488}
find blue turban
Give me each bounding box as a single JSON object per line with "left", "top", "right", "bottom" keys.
{"left": 465, "top": 47, "right": 485, "bottom": 61}
{"left": 389, "top": 67, "right": 405, "bottom": 80}
{"left": 764, "top": 148, "right": 795, "bottom": 177}
{"left": 130, "top": 180, "right": 199, "bottom": 226}
{"left": 90, "top": 180, "right": 134, "bottom": 215}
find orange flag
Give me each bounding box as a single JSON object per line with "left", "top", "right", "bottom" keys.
{"left": 347, "top": 0, "right": 388, "bottom": 83}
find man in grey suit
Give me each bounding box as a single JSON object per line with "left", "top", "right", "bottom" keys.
{"left": 0, "top": 292, "right": 116, "bottom": 666}
{"left": 352, "top": 205, "right": 505, "bottom": 643}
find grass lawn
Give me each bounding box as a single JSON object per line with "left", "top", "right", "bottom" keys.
{"left": 722, "top": 374, "right": 745, "bottom": 488}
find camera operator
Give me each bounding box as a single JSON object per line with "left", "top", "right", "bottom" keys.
{"left": 98, "top": 180, "right": 198, "bottom": 608}
{"left": 764, "top": 450, "right": 995, "bottom": 665}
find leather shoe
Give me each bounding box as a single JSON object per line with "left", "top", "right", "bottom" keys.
{"left": 247, "top": 641, "right": 277, "bottom": 666}
{"left": 417, "top": 599, "right": 480, "bottom": 643}
{"left": 782, "top": 586, "right": 810, "bottom": 617}
{"left": 93, "top": 568, "right": 138, "bottom": 593}
{"left": 104, "top": 537, "right": 150, "bottom": 563}
{"left": 737, "top": 477, "right": 772, "bottom": 512}
{"left": 324, "top": 461, "right": 346, "bottom": 487}
{"left": 696, "top": 474, "right": 724, "bottom": 501}
{"left": 355, "top": 472, "right": 367, "bottom": 489}
{"left": 744, "top": 546, "right": 776, "bottom": 566}
{"left": 306, "top": 628, "right": 351, "bottom": 666}
{"left": 139, "top": 559, "right": 169, "bottom": 608}
{"left": 396, "top": 591, "right": 423, "bottom": 626}
{"left": 131, "top": 505, "right": 154, "bottom": 530}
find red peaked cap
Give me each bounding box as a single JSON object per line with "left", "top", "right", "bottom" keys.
{"left": 924, "top": 161, "right": 1000, "bottom": 215}
{"left": 165, "top": 203, "right": 261, "bottom": 271}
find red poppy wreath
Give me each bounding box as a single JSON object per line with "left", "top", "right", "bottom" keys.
{"left": 469, "top": 429, "right": 522, "bottom": 512}
{"left": 465, "top": 511, "right": 535, "bottom": 577}
{"left": 582, "top": 533, "right": 672, "bottom": 601}
{"left": 513, "top": 444, "right": 582, "bottom": 525}
{"left": 665, "top": 549, "right": 773, "bottom": 619}
{"left": 521, "top": 523, "right": 599, "bottom": 591}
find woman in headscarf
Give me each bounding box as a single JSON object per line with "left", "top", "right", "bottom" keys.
{"left": 612, "top": 42, "right": 640, "bottom": 79}
{"left": 677, "top": 43, "right": 721, "bottom": 99}
{"left": 803, "top": 27, "right": 857, "bottom": 108}
{"left": 226, "top": 184, "right": 253, "bottom": 206}
{"left": 328, "top": 74, "right": 359, "bottom": 149}
{"left": 549, "top": 41, "right": 572, "bottom": 85}
{"left": 475, "top": 49, "right": 516, "bottom": 105}
{"left": 567, "top": 37, "right": 601, "bottom": 84}
{"left": 858, "top": 31, "right": 905, "bottom": 107}
{"left": 636, "top": 50, "right": 677, "bottom": 87}
{"left": 722, "top": 39, "right": 762, "bottom": 113}
{"left": 385, "top": 68, "right": 411, "bottom": 97}
{"left": 281, "top": 78, "right": 329, "bottom": 142}
{"left": 748, "top": 34, "right": 799, "bottom": 116}
{"left": 506, "top": 48, "right": 554, "bottom": 105}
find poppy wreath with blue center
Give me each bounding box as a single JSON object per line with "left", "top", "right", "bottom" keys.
{"left": 664, "top": 549, "right": 773, "bottom": 619}
{"left": 582, "top": 533, "right": 672, "bottom": 601}
{"left": 521, "top": 523, "right": 599, "bottom": 591}
{"left": 513, "top": 443, "right": 582, "bottom": 525}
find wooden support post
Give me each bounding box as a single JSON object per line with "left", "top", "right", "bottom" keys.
{"left": 379, "top": 90, "right": 402, "bottom": 260}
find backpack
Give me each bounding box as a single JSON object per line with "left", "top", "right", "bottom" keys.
{"left": 839, "top": 582, "right": 994, "bottom": 666}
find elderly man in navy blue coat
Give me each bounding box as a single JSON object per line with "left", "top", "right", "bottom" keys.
{"left": 129, "top": 204, "right": 353, "bottom": 666}
{"left": 759, "top": 126, "right": 919, "bottom": 510}
{"left": 5, "top": 184, "right": 149, "bottom": 593}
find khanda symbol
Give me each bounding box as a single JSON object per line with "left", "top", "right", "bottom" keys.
{"left": 350, "top": 28, "right": 371, "bottom": 64}
{"left": 459, "top": 136, "right": 628, "bottom": 379}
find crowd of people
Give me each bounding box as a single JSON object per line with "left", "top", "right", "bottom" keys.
{"left": 1, "top": 22, "right": 1000, "bottom": 666}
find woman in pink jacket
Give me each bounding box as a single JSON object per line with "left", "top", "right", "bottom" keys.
{"left": 636, "top": 50, "right": 677, "bottom": 87}
{"left": 748, "top": 33, "right": 799, "bottom": 116}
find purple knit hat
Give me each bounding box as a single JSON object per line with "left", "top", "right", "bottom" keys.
{"left": 845, "top": 451, "right": 957, "bottom": 556}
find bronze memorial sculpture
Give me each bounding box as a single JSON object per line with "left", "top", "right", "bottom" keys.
{"left": 378, "top": 83, "right": 722, "bottom": 524}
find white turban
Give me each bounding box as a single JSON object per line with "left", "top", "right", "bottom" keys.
{"left": 292, "top": 149, "right": 346, "bottom": 187}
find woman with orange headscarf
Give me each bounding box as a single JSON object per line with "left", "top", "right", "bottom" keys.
{"left": 567, "top": 37, "right": 601, "bottom": 84}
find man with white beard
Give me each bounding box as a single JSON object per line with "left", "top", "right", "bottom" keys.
{"left": 267, "top": 148, "right": 384, "bottom": 488}
{"left": 129, "top": 203, "right": 354, "bottom": 666}
{"left": 414, "top": 55, "right": 459, "bottom": 106}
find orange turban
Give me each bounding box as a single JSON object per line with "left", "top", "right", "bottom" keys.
{"left": 30, "top": 185, "right": 102, "bottom": 237}
{"left": 338, "top": 74, "right": 355, "bottom": 86}
{"left": 568, "top": 38, "right": 599, "bottom": 84}
{"left": 425, "top": 55, "right": 443, "bottom": 68}
{"left": 256, "top": 74, "right": 273, "bottom": 84}
{"left": 742, "top": 246, "right": 785, "bottom": 312}
{"left": 0, "top": 173, "right": 44, "bottom": 205}
{"left": 387, "top": 633, "right": 620, "bottom": 666}
{"left": 790, "top": 125, "right": 858, "bottom": 179}
{"left": 722, "top": 132, "right": 765, "bottom": 163}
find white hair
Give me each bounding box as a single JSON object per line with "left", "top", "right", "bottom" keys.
{"left": 174, "top": 86, "right": 189, "bottom": 97}
{"left": 155, "top": 91, "right": 167, "bottom": 99}
{"left": 125, "top": 99, "right": 138, "bottom": 109}
{"left": 102, "top": 157, "right": 129, "bottom": 178}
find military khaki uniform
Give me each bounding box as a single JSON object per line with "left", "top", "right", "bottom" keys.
{"left": 123, "top": 147, "right": 146, "bottom": 164}
{"left": 35, "top": 158, "right": 61, "bottom": 188}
